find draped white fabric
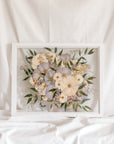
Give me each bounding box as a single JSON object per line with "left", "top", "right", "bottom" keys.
{"left": 0, "top": 0, "right": 114, "bottom": 143}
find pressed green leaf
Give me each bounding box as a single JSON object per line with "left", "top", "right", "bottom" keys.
{"left": 73, "top": 103, "right": 75, "bottom": 109}
{"left": 54, "top": 58, "right": 57, "bottom": 65}
{"left": 83, "top": 73, "right": 87, "bottom": 78}
{"left": 61, "top": 103, "right": 64, "bottom": 107}
{"left": 85, "top": 105, "right": 92, "bottom": 110}
{"left": 29, "top": 49, "right": 33, "bottom": 55}
{"left": 81, "top": 99, "right": 90, "bottom": 104}
{"left": 55, "top": 104, "right": 58, "bottom": 108}
{"left": 79, "top": 50, "right": 81, "bottom": 56}
{"left": 81, "top": 62, "right": 87, "bottom": 64}
{"left": 88, "top": 49, "right": 94, "bottom": 55}
{"left": 83, "top": 107, "right": 88, "bottom": 112}
{"left": 41, "top": 73, "right": 45, "bottom": 76}
{"left": 64, "top": 103, "right": 67, "bottom": 112}
{"left": 70, "top": 61, "right": 73, "bottom": 65}
{"left": 24, "top": 94, "right": 32, "bottom": 97}
{"left": 54, "top": 47, "right": 57, "bottom": 53}
{"left": 50, "top": 104, "right": 53, "bottom": 109}
{"left": 27, "top": 98, "right": 32, "bottom": 104}
{"left": 44, "top": 47, "right": 52, "bottom": 51}
{"left": 34, "top": 51, "right": 37, "bottom": 55}
{"left": 79, "top": 85, "right": 85, "bottom": 89}
{"left": 23, "top": 76, "right": 30, "bottom": 80}
{"left": 58, "top": 49, "right": 63, "bottom": 55}
{"left": 84, "top": 48, "right": 88, "bottom": 54}
{"left": 87, "top": 80, "right": 93, "bottom": 84}
{"left": 67, "top": 63, "right": 71, "bottom": 69}
{"left": 24, "top": 69, "right": 29, "bottom": 75}
{"left": 34, "top": 95, "right": 38, "bottom": 103}
{"left": 88, "top": 77, "right": 96, "bottom": 80}
{"left": 30, "top": 88, "right": 38, "bottom": 92}
{"left": 74, "top": 99, "right": 80, "bottom": 102}
{"left": 49, "top": 88, "right": 56, "bottom": 92}
{"left": 50, "top": 67, "right": 56, "bottom": 71}
{"left": 27, "top": 56, "right": 33, "bottom": 59}
{"left": 80, "top": 91, "right": 88, "bottom": 96}
{"left": 81, "top": 57, "right": 86, "bottom": 60}
{"left": 58, "top": 60, "right": 62, "bottom": 66}
{"left": 53, "top": 92, "right": 56, "bottom": 98}
{"left": 28, "top": 69, "right": 32, "bottom": 74}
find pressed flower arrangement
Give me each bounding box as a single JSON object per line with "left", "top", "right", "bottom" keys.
{"left": 22, "top": 47, "right": 96, "bottom": 112}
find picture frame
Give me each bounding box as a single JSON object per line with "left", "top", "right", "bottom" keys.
{"left": 11, "top": 43, "right": 104, "bottom": 120}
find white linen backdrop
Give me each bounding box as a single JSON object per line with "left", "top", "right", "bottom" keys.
{"left": 0, "top": 0, "right": 114, "bottom": 143}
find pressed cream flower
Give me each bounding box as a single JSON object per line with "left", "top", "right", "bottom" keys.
{"left": 67, "top": 103, "right": 72, "bottom": 109}
{"left": 53, "top": 73, "right": 62, "bottom": 81}
{"left": 59, "top": 93, "right": 67, "bottom": 103}
{"left": 55, "top": 80, "right": 64, "bottom": 90}
{"left": 32, "top": 53, "right": 48, "bottom": 69}
{"left": 62, "top": 75, "right": 78, "bottom": 96}
{"left": 29, "top": 77, "right": 35, "bottom": 85}
{"left": 83, "top": 80, "right": 88, "bottom": 87}
{"left": 47, "top": 52, "right": 56, "bottom": 62}
{"left": 42, "top": 96, "right": 48, "bottom": 101}
{"left": 75, "top": 75, "right": 83, "bottom": 84}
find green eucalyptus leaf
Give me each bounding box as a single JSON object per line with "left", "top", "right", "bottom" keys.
{"left": 88, "top": 49, "right": 94, "bottom": 55}
{"left": 70, "top": 61, "right": 73, "bottom": 65}
{"left": 41, "top": 73, "right": 45, "bottom": 76}
{"left": 23, "top": 76, "right": 30, "bottom": 80}
{"left": 61, "top": 103, "right": 64, "bottom": 107}
{"left": 79, "top": 50, "right": 81, "bottom": 56}
{"left": 67, "top": 63, "right": 71, "bottom": 69}
{"left": 80, "top": 91, "right": 88, "bottom": 96}
{"left": 59, "top": 49, "right": 63, "bottom": 55}
{"left": 87, "top": 80, "right": 93, "bottom": 84}
{"left": 81, "top": 99, "right": 90, "bottom": 104}
{"left": 50, "top": 67, "right": 56, "bottom": 71}
{"left": 27, "top": 56, "right": 33, "bottom": 59}
{"left": 30, "top": 88, "right": 38, "bottom": 92}
{"left": 83, "top": 107, "right": 88, "bottom": 112}
{"left": 49, "top": 88, "right": 56, "bottom": 92}
{"left": 84, "top": 48, "right": 88, "bottom": 54}
{"left": 24, "top": 94, "right": 32, "bottom": 97}
{"left": 44, "top": 47, "right": 52, "bottom": 51}
{"left": 58, "top": 60, "right": 62, "bottom": 66}
{"left": 88, "top": 77, "right": 96, "bottom": 80}
{"left": 24, "top": 69, "right": 29, "bottom": 75}
{"left": 79, "top": 85, "right": 85, "bottom": 89}
{"left": 83, "top": 73, "right": 87, "bottom": 78}
{"left": 54, "top": 47, "right": 57, "bottom": 53}
{"left": 34, "top": 51, "right": 37, "bottom": 55}
{"left": 27, "top": 97, "right": 32, "bottom": 104}
{"left": 34, "top": 95, "right": 38, "bottom": 103}
{"left": 29, "top": 49, "right": 33, "bottom": 55}
{"left": 64, "top": 103, "right": 67, "bottom": 112}
{"left": 85, "top": 105, "right": 92, "bottom": 110}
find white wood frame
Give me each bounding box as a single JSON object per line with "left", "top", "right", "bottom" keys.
{"left": 11, "top": 43, "right": 104, "bottom": 120}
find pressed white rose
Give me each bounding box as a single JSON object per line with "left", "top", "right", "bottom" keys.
{"left": 32, "top": 53, "right": 48, "bottom": 69}
{"left": 83, "top": 80, "right": 88, "bottom": 87}
{"left": 75, "top": 75, "right": 83, "bottom": 84}
{"left": 67, "top": 103, "right": 72, "bottom": 109}
{"left": 53, "top": 73, "right": 62, "bottom": 81}
{"left": 59, "top": 93, "right": 67, "bottom": 103}
{"left": 29, "top": 77, "right": 35, "bottom": 85}
{"left": 42, "top": 96, "right": 48, "bottom": 101}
